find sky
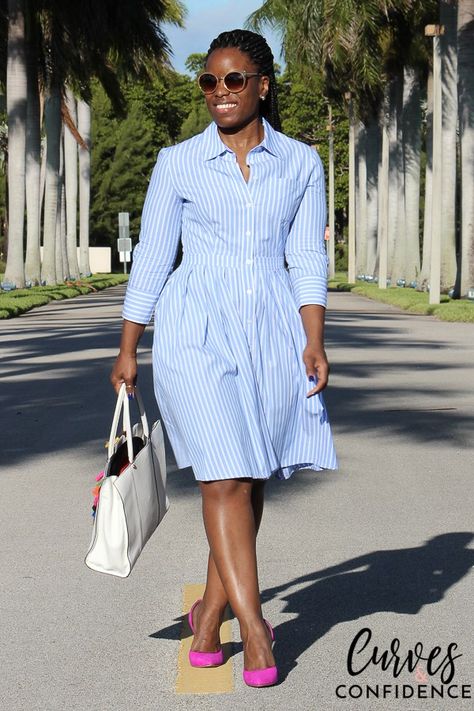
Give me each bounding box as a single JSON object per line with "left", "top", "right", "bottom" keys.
{"left": 163, "top": 0, "right": 285, "bottom": 75}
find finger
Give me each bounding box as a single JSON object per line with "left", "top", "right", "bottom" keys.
{"left": 314, "top": 362, "right": 329, "bottom": 393}
{"left": 306, "top": 360, "right": 329, "bottom": 396}
{"left": 306, "top": 373, "right": 318, "bottom": 397}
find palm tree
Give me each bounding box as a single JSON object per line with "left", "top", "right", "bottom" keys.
{"left": 4, "top": 0, "right": 186, "bottom": 285}
{"left": 365, "top": 118, "right": 380, "bottom": 277}
{"left": 440, "top": 0, "right": 458, "bottom": 291}
{"left": 64, "top": 87, "right": 80, "bottom": 280}
{"left": 401, "top": 65, "right": 422, "bottom": 283}
{"left": 420, "top": 70, "right": 433, "bottom": 289}
{"left": 77, "top": 98, "right": 91, "bottom": 276}
{"left": 356, "top": 120, "right": 368, "bottom": 277}
{"left": 24, "top": 6, "right": 41, "bottom": 285}
{"left": 247, "top": 1, "right": 431, "bottom": 284}
{"left": 41, "top": 84, "right": 61, "bottom": 284}
{"left": 457, "top": 0, "right": 474, "bottom": 296}
{"left": 4, "top": 0, "right": 27, "bottom": 288}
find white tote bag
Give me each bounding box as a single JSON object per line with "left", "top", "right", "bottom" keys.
{"left": 85, "top": 384, "right": 169, "bottom": 577}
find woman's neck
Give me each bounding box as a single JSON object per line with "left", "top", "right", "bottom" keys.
{"left": 217, "top": 115, "right": 264, "bottom": 156}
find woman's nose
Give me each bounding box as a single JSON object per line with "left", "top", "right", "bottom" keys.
{"left": 215, "top": 77, "right": 229, "bottom": 97}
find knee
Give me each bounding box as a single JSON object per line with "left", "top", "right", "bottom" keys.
{"left": 200, "top": 478, "right": 253, "bottom": 504}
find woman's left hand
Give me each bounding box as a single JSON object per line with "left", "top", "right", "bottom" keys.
{"left": 302, "top": 344, "right": 330, "bottom": 396}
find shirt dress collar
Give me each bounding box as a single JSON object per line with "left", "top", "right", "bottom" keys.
{"left": 201, "top": 117, "right": 283, "bottom": 161}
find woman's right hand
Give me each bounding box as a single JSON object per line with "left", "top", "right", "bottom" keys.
{"left": 110, "top": 351, "right": 137, "bottom": 396}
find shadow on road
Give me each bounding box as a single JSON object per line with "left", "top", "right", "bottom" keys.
{"left": 2, "top": 291, "right": 472, "bottom": 469}
{"left": 263, "top": 531, "right": 474, "bottom": 681}
{"left": 150, "top": 532, "right": 474, "bottom": 680}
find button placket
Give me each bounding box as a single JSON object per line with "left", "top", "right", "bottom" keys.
{"left": 243, "top": 171, "right": 256, "bottom": 354}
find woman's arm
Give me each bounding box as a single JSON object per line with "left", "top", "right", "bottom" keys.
{"left": 284, "top": 149, "right": 329, "bottom": 396}
{"left": 110, "top": 319, "right": 146, "bottom": 394}
{"left": 122, "top": 147, "right": 183, "bottom": 324}
{"left": 111, "top": 147, "right": 183, "bottom": 393}
{"left": 299, "top": 304, "right": 329, "bottom": 396}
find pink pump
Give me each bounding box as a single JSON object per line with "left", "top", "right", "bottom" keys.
{"left": 188, "top": 599, "right": 224, "bottom": 668}
{"left": 242, "top": 620, "right": 278, "bottom": 688}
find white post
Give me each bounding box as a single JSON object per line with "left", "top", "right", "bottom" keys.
{"left": 426, "top": 25, "right": 444, "bottom": 305}
{"left": 118, "top": 212, "right": 131, "bottom": 275}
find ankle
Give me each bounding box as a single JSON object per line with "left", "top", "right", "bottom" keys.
{"left": 239, "top": 615, "right": 268, "bottom": 641}
{"left": 201, "top": 596, "right": 228, "bottom": 619}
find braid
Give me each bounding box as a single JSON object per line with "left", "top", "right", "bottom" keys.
{"left": 206, "top": 29, "right": 281, "bottom": 132}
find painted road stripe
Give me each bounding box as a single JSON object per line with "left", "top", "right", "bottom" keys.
{"left": 176, "top": 583, "right": 234, "bottom": 694}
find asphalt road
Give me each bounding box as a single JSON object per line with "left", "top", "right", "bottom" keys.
{"left": 1, "top": 286, "right": 473, "bottom": 711}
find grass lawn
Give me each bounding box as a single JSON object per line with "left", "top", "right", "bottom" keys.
{"left": 328, "top": 274, "right": 474, "bottom": 323}
{"left": 0, "top": 274, "right": 129, "bottom": 319}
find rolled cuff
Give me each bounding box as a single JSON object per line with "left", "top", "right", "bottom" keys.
{"left": 290, "top": 275, "right": 328, "bottom": 310}
{"left": 122, "top": 286, "right": 158, "bottom": 325}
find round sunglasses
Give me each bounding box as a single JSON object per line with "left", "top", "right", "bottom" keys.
{"left": 197, "top": 70, "right": 262, "bottom": 95}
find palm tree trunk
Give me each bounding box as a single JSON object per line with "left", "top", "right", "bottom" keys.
{"left": 55, "top": 129, "right": 67, "bottom": 281}
{"left": 356, "top": 120, "right": 367, "bottom": 277}
{"left": 24, "top": 30, "right": 41, "bottom": 285}
{"left": 387, "top": 77, "right": 401, "bottom": 281}
{"left": 39, "top": 133, "right": 46, "bottom": 222}
{"left": 327, "top": 105, "right": 336, "bottom": 279}
{"left": 430, "top": 33, "right": 443, "bottom": 305}
{"left": 4, "top": 0, "right": 27, "bottom": 288}
{"left": 347, "top": 94, "right": 356, "bottom": 282}
{"left": 402, "top": 66, "right": 422, "bottom": 284}
{"left": 392, "top": 73, "right": 406, "bottom": 284}
{"left": 458, "top": 0, "right": 474, "bottom": 296}
{"left": 77, "top": 99, "right": 91, "bottom": 276}
{"left": 41, "top": 86, "right": 61, "bottom": 285}
{"left": 440, "top": 0, "right": 458, "bottom": 291}
{"left": 377, "top": 86, "right": 390, "bottom": 289}
{"left": 420, "top": 71, "right": 433, "bottom": 289}
{"left": 64, "top": 88, "right": 80, "bottom": 280}
{"left": 365, "top": 118, "right": 379, "bottom": 277}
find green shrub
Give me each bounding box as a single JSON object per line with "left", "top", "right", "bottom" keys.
{"left": 0, "top": 273, "right": 129, "bottom": 319}
{"left": 328, "top": 275, "right": 474, "bottom": 323}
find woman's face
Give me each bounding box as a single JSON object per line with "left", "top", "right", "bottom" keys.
{"left": 203, "top": 47, "right": 269, "bottom": 130}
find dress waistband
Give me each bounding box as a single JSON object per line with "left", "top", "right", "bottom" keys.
{"left": 181, "top": 254, "right": 285, "bottom": 269}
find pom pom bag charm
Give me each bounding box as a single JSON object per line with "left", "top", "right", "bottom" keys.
{"left": 85, "top": 384, "right": 169, "bottom": 577}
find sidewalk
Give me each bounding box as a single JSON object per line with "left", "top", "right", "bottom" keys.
{"left": 1, "top": 287, "right": 473, "bottom": 711}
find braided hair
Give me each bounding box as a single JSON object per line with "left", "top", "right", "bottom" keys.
{"left": 206, "top": 29, "right": 281, "bottom": 132}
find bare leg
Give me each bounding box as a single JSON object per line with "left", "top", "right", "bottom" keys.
{"left": 191, "top": 481, "right": 266, "bottom": 653}
{"left": 191, "top": 478, "right": 274, "bottom": 670}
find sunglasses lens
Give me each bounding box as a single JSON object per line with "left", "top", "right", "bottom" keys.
{"left": 225, "top": 72, "right": 246, "bottom": 93}
{"left": 199, "top": 73, "right": 218, "bottom": 94}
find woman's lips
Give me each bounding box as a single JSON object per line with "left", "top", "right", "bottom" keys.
{"left": 214, "top": 102, "right": 238, "bottom": 113}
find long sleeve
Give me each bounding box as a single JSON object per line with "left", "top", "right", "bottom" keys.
{"left": 122, "top": 147, "right": 183, "bottom": 324}
{"left": 285, "top": 150, "right": 328, "bottom": 310}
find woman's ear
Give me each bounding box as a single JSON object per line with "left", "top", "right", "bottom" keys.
{"left": 259, "top": 75, "right": 270, "bottom": 99}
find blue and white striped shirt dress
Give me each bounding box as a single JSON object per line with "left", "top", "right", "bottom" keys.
{"left": 123, "top": 117, "right": 337, "bottom": 481}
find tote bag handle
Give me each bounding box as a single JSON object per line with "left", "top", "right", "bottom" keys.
{"left": 108, "top": 384, "right": 150, "bottom": 462}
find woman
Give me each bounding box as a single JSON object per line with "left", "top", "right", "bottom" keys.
{"left": 111, "top": 29, "right": 337, "bottom": 688}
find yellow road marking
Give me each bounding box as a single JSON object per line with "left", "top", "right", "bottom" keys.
{"left": 176, "top": 583, "right": 234, "bottom": 694}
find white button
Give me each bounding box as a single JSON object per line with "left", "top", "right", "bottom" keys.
{"left": 246, "top": 230, "right": 251, "bottom": 236}
{"left": 246, "top": 258, "right": 252, "bottom": 265}
{"left": 246, "top": 289, "right": 252, "bottom": 295}
{"left": 246, "top": 203, "right": 253, "bottom": 208}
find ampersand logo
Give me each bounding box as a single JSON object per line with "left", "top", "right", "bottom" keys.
{"left": 415, "top": 666, "right": 428, "bottom": 684}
